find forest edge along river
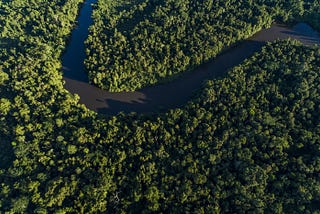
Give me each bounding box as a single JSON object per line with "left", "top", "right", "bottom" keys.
{"left": 62, "top": 1, "right": 320, "bottom": 115}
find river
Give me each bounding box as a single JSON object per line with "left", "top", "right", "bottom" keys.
{"left": 62, "top": 1, "right": 320, "bottom": 115}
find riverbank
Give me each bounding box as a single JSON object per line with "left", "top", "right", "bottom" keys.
{"left": 63, "top": 22, "right": 320, "bottom": 115}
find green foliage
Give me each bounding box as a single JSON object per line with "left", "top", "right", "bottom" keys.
{"left": 84, "top": 0, "right": 320, "bottom": 92}
{"left": 85, "top": 0, "right": 274, "bottom": 91}
{"left": 0, "top": 0, "right": 320, "bottom": 213}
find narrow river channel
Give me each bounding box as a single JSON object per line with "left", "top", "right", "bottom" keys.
{"left": 62, "top": 1, "right": 320, "bottom": 115}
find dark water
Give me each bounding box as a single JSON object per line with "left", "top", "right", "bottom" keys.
{"left": 62, "top": 0, "right": 96, "bottom": 82}
{"left": 62, "top": 1, "right": 320, "bottom": 115}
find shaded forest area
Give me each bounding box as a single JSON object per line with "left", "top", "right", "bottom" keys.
{"left": 0, "top": 0, "right": 320, "bottom": 213}
{"left": 85, "top": 0, "right": 320, "bottom": 91}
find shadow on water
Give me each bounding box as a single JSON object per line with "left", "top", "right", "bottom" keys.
{"left": 62, "top": 0, "right": 320, "bottom": 115}
{"left": 280, "top": 31, "right": 320, "bottom": 43}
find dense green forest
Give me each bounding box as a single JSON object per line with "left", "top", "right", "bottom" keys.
{"left": 0, "top": 0, "right": 91, "bottom": 211}
{"left": 84, "top": 0, "right": 320, "bottom": 91}
{"left": 1, "top": 0, "right": 320, "bottom": 213}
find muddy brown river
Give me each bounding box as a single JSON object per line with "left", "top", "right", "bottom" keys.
{"left": 62, "top": 1, "right": 320, "bottom": 115}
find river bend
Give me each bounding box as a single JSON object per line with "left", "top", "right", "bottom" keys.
{"left": 62, "top": 1, "right": 320, "bottom": 115}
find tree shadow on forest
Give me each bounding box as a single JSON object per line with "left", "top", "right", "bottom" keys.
{"left": 0, "top": 136, "right": 15, "bottom": 170}
{"left": 0, "top": 38, "right": 19, "bottom": 51}
{"left": 115, "top": 0, "right": 166, "bottom": 37}
{"left": 0, "top": 85, "right": 15, "bottom": 170}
